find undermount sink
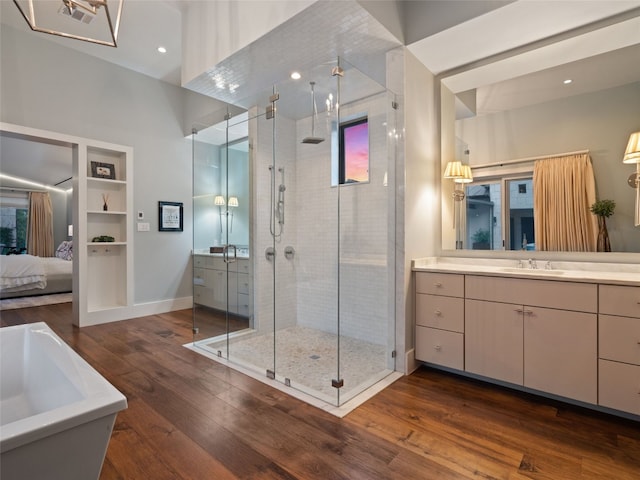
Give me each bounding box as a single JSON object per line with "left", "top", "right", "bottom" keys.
{"left": 499, "top": 267, "right": 565, "bottom": 275}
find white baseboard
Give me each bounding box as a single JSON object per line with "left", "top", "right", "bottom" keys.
{"left": 79, "top": 296, "right": 193, "bottom": 327}
{"left": 131, "top": 296, "right": 193, "bottom": 317}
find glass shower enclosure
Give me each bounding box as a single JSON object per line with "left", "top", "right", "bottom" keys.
{"left": 192, "top": 57, "right": 398, "bottom": 407}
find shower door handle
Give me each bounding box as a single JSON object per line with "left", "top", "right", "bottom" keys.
{"left": 223, "top": 244, "right": 237, "bottom": 263}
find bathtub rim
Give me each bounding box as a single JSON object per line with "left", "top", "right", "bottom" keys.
{"left": 0, "top": 322, "right": 127, "bottom": 453}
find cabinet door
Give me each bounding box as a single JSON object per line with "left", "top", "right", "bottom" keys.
{"left": 211, "top": 269, "right": 228, "bottom": 310}
{"left": 465, "top": 299, "right": 523, "bottom": 385}
{"left": 524, "top": 307, "right": 597, "bottom": 403}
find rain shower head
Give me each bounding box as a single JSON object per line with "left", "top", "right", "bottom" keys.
{"left": 302, "top": 136, "right": 325, "bottom": 144}
{"left": 302, "top": 81, "right": 325, "bottom": 144}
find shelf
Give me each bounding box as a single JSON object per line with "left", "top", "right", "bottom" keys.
{"left": 87, "top": 242, "right": 127, "bottom": 246}
{"left": 87, "top": 210, "right": 127, "bottom": 215}
{"left": 87, "top": 177, "right": 126, "bottom": 185}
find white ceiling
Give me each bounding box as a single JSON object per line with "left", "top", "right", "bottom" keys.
{"left": 1, "top": 0, "right": 639, "bottom": 187}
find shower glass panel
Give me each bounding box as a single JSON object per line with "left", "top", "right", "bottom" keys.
{"left": 191, "top": 57, "right": 397, "bottom": 408}
{"left": 192, "top": 108, "right": 256, "bottom": 350}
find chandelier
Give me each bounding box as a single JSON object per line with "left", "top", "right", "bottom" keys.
{"left": 14, "top": 0, "right": 123, "bottom": 47}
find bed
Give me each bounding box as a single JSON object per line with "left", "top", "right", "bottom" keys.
{"left": 0, "top": 243, "right": 73, "bottom": 299}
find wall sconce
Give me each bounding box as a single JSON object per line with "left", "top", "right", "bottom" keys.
{"left": 623, "top": 131, "right": 639, "bottom": 190}
{"left": 623, "top": 131, "right": 640, "bottom": 164}
{"left": 214, "top": 195, "right": 225, "bottom": 233}
{"left": 14, "top": 0, "right": 124, "bottom": 47}
{"left": 444, "top": 161, "right": 473, "bottom": 249}
{"left": 623, "top": 131, "right": 640, "bottom": 226}
{"left": 227, "top": 196, "right": 238, "bottom": 233}
{"left": 214, "top": 195, "right": 239, "bottom": 234}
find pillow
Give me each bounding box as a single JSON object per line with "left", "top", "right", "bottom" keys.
{"left": 55, "top": 241, "right": 73, "bottom": 261}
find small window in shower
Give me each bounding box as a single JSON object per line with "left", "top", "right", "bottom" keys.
{"left": 339, "top": 117, "right": 369, "bottom": 184}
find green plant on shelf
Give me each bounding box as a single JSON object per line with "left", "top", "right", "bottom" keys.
{"left": 92, "top": 235, "right": 115, "bottom": 242}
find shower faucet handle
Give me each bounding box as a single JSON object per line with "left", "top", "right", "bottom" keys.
{"left": 284, "top": 246, "right": 295, "bottom": 260}
{"left": 265, "top": 247, "right": 276, "bottom": 261}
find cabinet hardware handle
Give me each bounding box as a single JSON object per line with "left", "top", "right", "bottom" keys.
{"left": 434, "top": 345, "right": 442, "bottom": 351}
{"left": 434, "top": 310, "right": 442, "bottom": 316}
{"left": 523, "top": 310, "right": 533, "bottom": 315}
{"left": 514, "top": 308, "right": 523, "bottom": 313}
{"left": 434, "top": 282, "right": 442, "bottom": 287}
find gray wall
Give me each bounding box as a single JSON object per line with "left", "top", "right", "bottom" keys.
{"left": 1, "top": 25, "right": 229, "bottom": 304}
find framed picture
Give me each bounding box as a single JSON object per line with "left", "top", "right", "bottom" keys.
{"left": 159, "top": 201, "right": 183, "bottom": 232}
{"left": 90, "top": 161, "right": 116, "bottom": 180}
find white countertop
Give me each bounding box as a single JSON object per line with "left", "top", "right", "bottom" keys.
{"left": 413, "top": 257, "right": 640, "bottom": 286}
{"left": 193, "top": 248, "right": 250, "bottom": 259}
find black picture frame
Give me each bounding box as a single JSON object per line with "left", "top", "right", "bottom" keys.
{"left": 158, "top": 201, "right": 183, "bottom": 232}
{"left": 90, "top": 161, "right": 116, "bottom": 179}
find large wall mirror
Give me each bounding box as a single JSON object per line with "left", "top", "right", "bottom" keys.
{"left": 441, "top": 26, "right": 640, "bottom": 256}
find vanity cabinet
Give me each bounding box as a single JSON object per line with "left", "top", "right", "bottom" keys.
{"left": 415, "top": 273, "right": 464, "bottom": 370}
{"left": 465, "top": 275, "right": 597, "bottom": 404}
{"left": 598, "top": 285, "right": 640, "bottom": 415}
{"left": 414, "top": 265, "right": 639, "bottom": 418}
{"left": 194, "top": 255, "right": 252, "bottom": 316}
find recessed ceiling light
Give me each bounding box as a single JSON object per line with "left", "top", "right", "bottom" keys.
{"left": 563, "top": 79, "right": 572, "bottom": 84}
{"left": 157, "top": 46, "right": 167, "bottom": 54}
{"left": 290, "top": 71, "right": 301, "bottom": 80}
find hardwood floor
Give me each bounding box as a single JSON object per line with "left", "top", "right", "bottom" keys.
{"left": 2, "top": 304, "right": 639, "bottom": 479}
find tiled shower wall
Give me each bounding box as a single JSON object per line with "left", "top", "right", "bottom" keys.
{"left": 252, "top": 87, "right": 394, "bottom": 348}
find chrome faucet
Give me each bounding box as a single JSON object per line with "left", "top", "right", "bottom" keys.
{"left": 516, "top": 259, "right": 525, "bottom": 269}
{"left": 528, "top": 259, "right": 537, "bottom": 269}
{"left": 544, "top": 261, "right": 552, "bottom": 270}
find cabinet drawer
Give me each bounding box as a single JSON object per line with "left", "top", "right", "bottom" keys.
{"left": 237, "top": 274, "right": 251, "bottom": 295}
{"left": 236, "top": 293, "right": 251, "bottom": 317}
{"left": 416, "top": 272, "right": 464, "bottom": 297}
{"left": 194, "top": 268, "right": 207, "bottom": 286}
{"left": 193, "top": 285, "right": 215, "bottom": 308}
{"left": 237, "top": 259, "right": 251, "bottom": 275}
{"left": 466, "top": 275, "right": 597, "bottom": 312}
{"left": 599, "top": 314, "right": 640, "bottom": 366}
{"left": 416, "top": 294, "right": 464, "bottom": 332}
{"left": 599, "top": 359, "right": 640, "bottom": 416}
{"left": 415, "top": 326, "right": 463, "bottom": 370}
{"left": 599, "top": 285, "right": 640, "bottom": 319}
{"left": 194, "top": 255, "right": 234, "bottom": 271}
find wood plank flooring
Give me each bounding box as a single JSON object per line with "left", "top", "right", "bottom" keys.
{"left": 2, "top": 304, "right": 639, "bottom": 479}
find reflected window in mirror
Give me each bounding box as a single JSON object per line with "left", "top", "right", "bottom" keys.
{"left": 465, "top": 175, "right": 534, "bottom": 251}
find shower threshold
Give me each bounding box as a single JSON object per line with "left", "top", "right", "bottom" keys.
{"left": 184, "top": 326, "right": 401, "bottom": 417}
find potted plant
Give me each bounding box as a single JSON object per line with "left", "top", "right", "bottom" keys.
{"left": 590, "top": 199, "right": 615, "bottom": 252}
{"left": 471, "top": 228, "right": 491, "bottom": 250}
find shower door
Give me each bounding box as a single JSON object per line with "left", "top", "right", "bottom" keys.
{"left": 192, "top": 108, "right": 257, "bottom": 358}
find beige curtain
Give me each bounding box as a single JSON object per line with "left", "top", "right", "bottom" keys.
{"left": 533, "top": 153, "right": 597, "bottom": 251}
{"left": 27, "top": 192, "right": 55, "bottom": 257}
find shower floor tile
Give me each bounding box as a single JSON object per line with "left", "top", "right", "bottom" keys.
{"left": 203, "top": 326, "right": 393, "bottom": 405}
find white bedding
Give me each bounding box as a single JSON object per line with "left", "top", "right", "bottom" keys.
{"left": 0, "top": 255, "right": 72, "bottom": 293}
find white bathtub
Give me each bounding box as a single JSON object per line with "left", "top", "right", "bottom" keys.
{"left": 0, "top": 322, "right": 127, "bottom": 480}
